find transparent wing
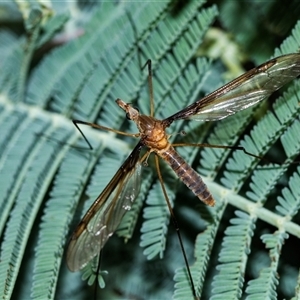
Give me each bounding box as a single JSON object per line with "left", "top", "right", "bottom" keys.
{"left": 66, "top": 143, "right": 143, "bottom": 272}
{"left": 164, "top": 53, "right": 300, "bottom": 123}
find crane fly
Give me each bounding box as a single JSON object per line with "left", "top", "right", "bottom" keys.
{"left": 66, "top": 53, "right": 300, "bottom": 297}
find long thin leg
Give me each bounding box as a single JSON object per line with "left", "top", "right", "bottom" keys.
{"left": 126, "top": 11, "right": 155, "bottom": 117}
{"left": 154, "top": 155, "right": 198, "bottom": 300}
{"left": 35, "top": 132, "right": 90, "bottom": 151}
{"left": 142, "top": 60, "right": 155, "bottom": 117}
{"left": 73, "top": 120, "right": 139, "bottom": 149}
{"left": 171, "top": 142, "right": 294, "bottom": 164}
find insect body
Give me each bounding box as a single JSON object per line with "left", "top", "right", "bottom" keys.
{"left": 117, "top": 99, "right": 215, "bottom": 206}
{"left": 66, "top": 54, "right": 300, "bottom": 297}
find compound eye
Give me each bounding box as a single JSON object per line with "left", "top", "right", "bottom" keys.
{"left": 126, "top": 103, "right": 140, "bottom": 120}
{"left": 126, "top": 107, "right": 139, "bottom": 120}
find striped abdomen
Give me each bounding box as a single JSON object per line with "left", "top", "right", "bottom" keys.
{"left": 158, "top": 146, "right": 215, "bottom": 206}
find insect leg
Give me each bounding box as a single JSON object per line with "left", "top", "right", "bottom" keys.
{"left": 73, "top": 119, "right": 139, "bottom": 149}
{"left": 172, "top": 142, "right": 297, "bottom": 165}
{"left": 154, "top": 155, "right": 198, "bottom": 300}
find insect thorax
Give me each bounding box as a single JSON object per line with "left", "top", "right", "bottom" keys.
{"left": 137, "top": 115, "right": 169, "bottom": 150}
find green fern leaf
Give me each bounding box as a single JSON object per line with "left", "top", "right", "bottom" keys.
{"left": 1, "top": 1, "right": 300, "bottom": 300}
{"left": 245, "top": 232, "right": 288, "bottom": 300}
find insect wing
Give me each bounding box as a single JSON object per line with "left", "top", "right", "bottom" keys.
{"left": 165, "top": 54, "right": 300, "bottom": 123}
{"left": 66, "top": 143, "right": 142, "bottom": 272}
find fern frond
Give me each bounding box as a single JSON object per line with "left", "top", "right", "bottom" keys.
{"left": 174, "top": 196, "right": 225, "bottom": 299}
{"left": 275, "top": 20, "right": 300, "bottom": 57}
{"left": 140, "top": 175, "right": 175, "bottom": 260}
{"left": 211, "top": 211, "right": 256, "bottom": 299}
{"left": 247, "top": 164, "right": 284, "bottom": 203}
{"left": 1, "top": 1, "right": 300, "bottom": 299}
{"left": 0, "top": 104, "right": 75, "bottom": 299}
{"left": 276, "top": 166, "right": 300, "bottom": 217}
{"left": 221, "top": 77, "right": 300, "bottom": 195}
{"left": 31, "top": 147, "right": 93, "bottom": 299}
{"left": 0, "top": 29, "right": 18, "bottom": 64}
{"left": 36, "top": 12, "right": 70, "bottom": 49}
{"left": 245, "top": 231, "right": 288, "bottom": 299}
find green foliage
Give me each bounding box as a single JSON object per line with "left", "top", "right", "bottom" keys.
{"left": 217, "top": 0, "right": 300, "bottom": 63}
{"left": 0, "top": 1, "right": 300, "bottom": 299}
